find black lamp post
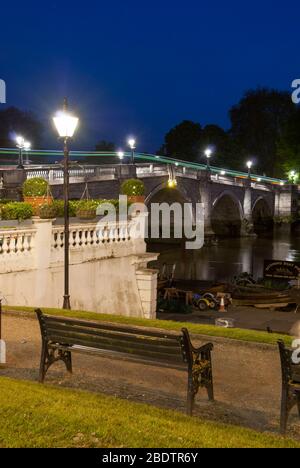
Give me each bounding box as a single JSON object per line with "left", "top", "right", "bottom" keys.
{"left": 16, "top": 137, "right": 31, "bottom": 169}
{"left": 128, "top": 138, "right": 136, "bottom": 165}
{"left": 53, "top": 98, "right": 79, "bottom": 309}
{"left": 204, "top": 148, "right": 212, "bottom": 171}
{"left": 247, "top": 161, "right": 253, "bottom": 179}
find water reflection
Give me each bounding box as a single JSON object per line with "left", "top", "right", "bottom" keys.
{"left": 148, "top": 232, "right": 300, "bottom": 282}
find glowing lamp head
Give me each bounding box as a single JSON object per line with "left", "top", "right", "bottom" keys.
{"left": 53, "top": 111, "right": 79, "bottom": 138}
{"left": 220, "top": 170, "right": 226, "bottom": 176}
{"left": 23, "top": 141, "right": 31, "bottom": 150}
{"left": 246, "top": 161, "right": 253, "bottom": 170}
{"left": 290, "top": 170, "right": 296, "bottom": 177}
{"left": 168, "top": 178, "right": 177, "bottom": 188}
{"left": 16, "top": 136, "right": 25, "bottom": 147}
{"left": 204, "top": 148, "right": 212, "bottom": 159}
{"left": 118, "top": 151, "right": 124, "bottom": 160}
{"left": 128, "top": 138, "right": 136, "bottom": 150}
{"left": 257, "top": 178, "right": 261, "bottom": 182}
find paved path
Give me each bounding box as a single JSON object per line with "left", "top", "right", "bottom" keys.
{"left": 1, "top": 312, "right": 300, "bottom": 438}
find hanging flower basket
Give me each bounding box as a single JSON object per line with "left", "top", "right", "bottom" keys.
{"left": 22, "top": 177, "right": 52, "bottom": 215}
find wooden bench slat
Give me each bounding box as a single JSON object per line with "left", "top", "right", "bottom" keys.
{"left": 42, "top": 314, "right": 180, "bottom": 340}
{"left": 50, "top": 344, "right": 188, "bottom": 371}
{"left": 44, "top": 323, "right": 182, "bottom": 350}
{"left": 47, "top": 333, "right": 185, "bottom": 363}
{"left": 46, "top": 328, "right": 183, "bottom": 357}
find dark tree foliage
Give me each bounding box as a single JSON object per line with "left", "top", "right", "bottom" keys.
{"left": 0, "top": 106, "right": 44, "bottom": 148}
{"left": 199, "top": 124, "right": 245, "bottom": 169}
{"left": 161, "top": 120, "right": 202, "bottom": 162}
{"left": 277, "top": 107, "right": 300, "bottom": 177}
{"left": 229, "top": 88, "right": 295, "bottom": 176}
{"left": 95, "top": 140, "right": 116, "bottom": 152}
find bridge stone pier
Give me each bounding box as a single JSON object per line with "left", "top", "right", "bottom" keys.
{"left": 1, "top": 162, "right": 298, "bottom": 238}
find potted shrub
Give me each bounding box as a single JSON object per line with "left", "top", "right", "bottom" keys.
{"left": 121, "top": 179, "right": 145, "bottom": 204}
{"left": 76, "top": 200, "right": 97, "bottom": 220}
{"left": 39, "top": 203, "right": 57, "bottom": 219}
{"left": 1, "top": 202, "right": 33, "bottom": 221}
{"left": 22, "top": 177, "right": 52, "bottom": 214}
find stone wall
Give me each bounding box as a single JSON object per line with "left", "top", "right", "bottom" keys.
{"left": 0, "top": 218, "right": 158, "bottom": 318}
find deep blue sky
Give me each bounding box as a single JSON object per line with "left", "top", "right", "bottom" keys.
{"left": 0, "top": 0, "right": 299, "bottom": 152}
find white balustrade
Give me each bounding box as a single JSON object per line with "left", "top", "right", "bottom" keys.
{"left": 52, "top": 221, "right": 130, "bottom": 250}
{"left": 0, "top": 229, "right": 35, "bottom": 255}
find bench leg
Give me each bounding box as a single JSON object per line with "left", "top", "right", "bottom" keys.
{"left": 280, "top": 387, "right": 296, "bottom": 434}
{"left": 280, "top": 389, "right": 289, "bottom": 434}
{"left": 187, "top": 373, "right": 195, "bottom": 416}
{"left": 62, "top": 351, "right": 72, "bottom": 374}
{"left": 38, "top": 342, "right": 48, "bottom": 383}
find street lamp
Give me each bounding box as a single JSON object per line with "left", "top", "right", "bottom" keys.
{"left": 117, "top": 151, "right": 124, "bottom": 163}
{"left": 24, "top": 141, "right": 31, "bottom": 165}
{"left": 128, "top": 138, "right": 136, "bottom": 165}
{"left": 246, "top": 160, "right": 253, "bottom": 178}
{"left": 53, "top": 98, "right": 79, "bottom": 310}
{"left": 204, "top": 148, "right": 213, "bottom": 169}
{"left": 16, "top": 136, "right": 31, "bottom": 169}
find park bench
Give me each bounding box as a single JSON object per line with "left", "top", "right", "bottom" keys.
{"left": 278, "top": 340, "right": 300, "bottom": 433}
{"left": 35, "top": 309, "right": 214, "bottom": 416}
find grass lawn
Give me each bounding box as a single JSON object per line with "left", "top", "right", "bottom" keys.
{"left": 4, "top": 305, "right": 291, "bottom": 346}
{"left": 0, "top": 376, "right": 298, "bottom": 448}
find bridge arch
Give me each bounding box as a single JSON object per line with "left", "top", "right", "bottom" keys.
{"left": 252, "top": 196, "right": 274, "bottom": 233}
{"left": 145, "top": 181, "right": 195, "bottom": 242}
{"left": 211, "top": 191, "right": 244, "bottom": 237}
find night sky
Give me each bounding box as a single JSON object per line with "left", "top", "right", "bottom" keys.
{"left": 1, "top": 1, "right": 299, "bottom": 152}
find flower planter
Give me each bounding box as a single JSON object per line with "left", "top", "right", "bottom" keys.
{"left": 128, "top": 195, "right": 145, "bottom": 205}
{"left": 24, "top": 196, "right": 52, "bottom": 215}
{"left": 39, "top": 204, "right": 57, "bottom": 219}
{"left": 76, "top": 209, "right": 96, "bottom": 220}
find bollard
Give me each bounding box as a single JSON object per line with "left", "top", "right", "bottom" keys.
{"left": 219, "top": 296, "right": 226, "bottom": 313}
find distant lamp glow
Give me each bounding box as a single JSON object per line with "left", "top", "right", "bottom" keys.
{"left": 289, "top": 170, "right": 298, "bottom": 184}
{"left": 204, "top": 147, "right": 213, "bottom": 170}
{"left": 280, "top": 182, "right": 285, "bottom": 186}
{"left": 16, "top": 136, "right": 31, "bottom": 168}
{"left": 220, "top": 170, "right": 226, "bottom": 176}
{"left": 53, "top": 111, "right": 79, "bottom": 138}
{"left": 204, "top": 148, "right": 212, "bottom": 158}
{"left": 128, "top": 138, "right": 136, "bottom": 150}
{"left": 128, "top": 138, "right": 136, "bottom": 164}
{"left": 16, "top": 136, "right": 25, "bottom": 147}
{"left": 257, "top": 178, "right": 261, "bottom": 182}
{"left": 168, "top": 178, "right": 177, "bottom": 188}
{"left": 117, "top": 151, "right": 124, "bottom": 160}
{"left": 246, "top": 160, "right": 253, "bottom": 178}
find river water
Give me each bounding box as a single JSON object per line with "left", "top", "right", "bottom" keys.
{"left": 148, "top": 232, "right": 300, "bottom": 283}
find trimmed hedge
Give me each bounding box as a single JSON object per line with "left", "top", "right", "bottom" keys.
{"left": 0, "top": 202, "right": 33, "bottom": 221}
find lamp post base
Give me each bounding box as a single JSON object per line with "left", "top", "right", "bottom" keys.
{"left": 63, "top": 295, "right": 71, "bottom": 310}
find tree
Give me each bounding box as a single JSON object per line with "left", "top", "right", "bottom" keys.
{"left": 95, "top": 140, "right": 116, "bottom": 152}
{"left": 277, "top": 107, "right": 300, "bottom": 177}
{"left": 160, "top": 120, "right": 202, "bottom": 162}
{"left": 229, "top": 88, "right": 295, "bottom": 176}
{"left": 0, "top": 106, "right": 44, "bottom": 148}
{"left": 199, "top": 124, "right": 244, "bottom": 169}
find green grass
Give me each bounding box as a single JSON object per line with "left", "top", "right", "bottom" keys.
{"left": 0, "top": 376, "right": 297, "bottom": 448}
{"left": 4, "top": 305, "right": 291, "bottom": 346}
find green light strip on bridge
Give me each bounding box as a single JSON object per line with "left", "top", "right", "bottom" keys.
{"left": 0, "top": 148, "right": 286, "bottom": 185}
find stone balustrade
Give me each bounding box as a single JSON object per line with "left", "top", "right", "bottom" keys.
{"left": 0, "top": 217, "right": 158, "bottom": 318}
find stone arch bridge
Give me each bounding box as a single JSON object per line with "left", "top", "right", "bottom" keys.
{"left": 1, "top": 161, "right": 297, "bottom": 238}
